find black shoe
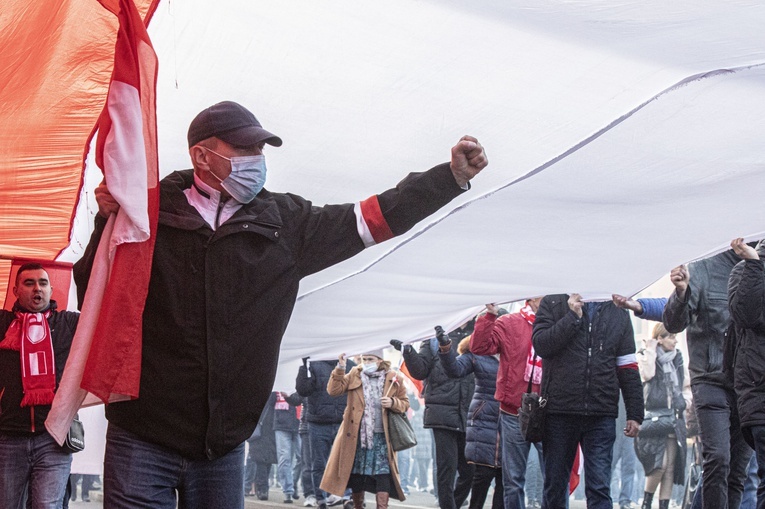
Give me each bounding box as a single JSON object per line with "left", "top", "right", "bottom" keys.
{"left": 293, "top": 493, "right": 301, "bottom": 500}
{"left": 343, "top": 500, "right": 354, "bottom": 509}
{"left": 319, "top": 504, "right": 328, "bottom": 509}
{"left": 258, "top": 491, "right": 269, "bottom": 501}
{"left": 284, "top": 497, "right": 294, "bottom": 504}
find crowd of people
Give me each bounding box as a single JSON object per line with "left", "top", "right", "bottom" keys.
{"left": 1, "top": 99, "right": 763, "bottom": 509}
{"left": 246, "top": 237, "right": 765, "bottom": 509}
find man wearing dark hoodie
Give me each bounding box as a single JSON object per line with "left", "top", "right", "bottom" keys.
{"left": 296, "top": 357, "right": 356, "bottom": 509}
{"left": 664, "top": 248, "right": 753, "bottom": 509}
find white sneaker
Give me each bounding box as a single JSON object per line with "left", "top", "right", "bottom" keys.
{"left": 304, "top": 496, "right": 318, "bottom": 507}
{"left": 326, "top": 495, "right": 343, "bottom": 506}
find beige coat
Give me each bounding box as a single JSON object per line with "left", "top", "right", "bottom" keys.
{"left": 319, "top": 365, "right": 410, "bottom": 500}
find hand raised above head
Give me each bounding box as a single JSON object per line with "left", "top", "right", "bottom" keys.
{"left": 389, "top": 339, "right": 403, "bottom": 351}
{"left": 731, "top": 237, "right": 760, "bottom": 260}
{"left": 567, "top": 293, "right": 584, "bottom": 318}
{"left": 450, "top": 136, "right": 488, "bottom": 188}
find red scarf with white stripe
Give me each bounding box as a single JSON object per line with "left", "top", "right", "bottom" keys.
{"left": 0, "top": 305, "right": 56, "bottom": 407}
{"left": 520, "top": 303, "right": 542, "bottom": 385}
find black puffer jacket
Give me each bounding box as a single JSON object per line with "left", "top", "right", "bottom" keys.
{"left": 532, "top": 296, "right": 644, "bottom": 423}
{"left": 403, "top": 338, "right": 474, "bottom": 432}
{"left": 75, "top": 163, "right": 464, "bottom": 460}
{"left": 663, "top": 249, "right": 742, "bottom": 387}
{"left": 296, "top": 359, "right": 355, "bottom": 424}
{"left": 728, "top": 241, "right": 765, "bottom": 432}
{"left": 0, "top": 303, "right": 79, "bottom": 434}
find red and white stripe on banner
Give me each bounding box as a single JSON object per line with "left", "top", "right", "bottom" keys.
{"left": 46, "top": 0, "right": 159, "bottom": 445}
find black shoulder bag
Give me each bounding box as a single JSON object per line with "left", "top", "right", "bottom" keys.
{"left": 518, "top": 354, "right": 546, "bottom": 443}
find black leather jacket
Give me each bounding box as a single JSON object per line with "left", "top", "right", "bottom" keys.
{"left": 663, "top": 249, "right": 742, "bottom": 388}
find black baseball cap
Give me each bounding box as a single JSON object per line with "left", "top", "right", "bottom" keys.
{"left": 187, "top": 101, "right": 283, "bottom": 148}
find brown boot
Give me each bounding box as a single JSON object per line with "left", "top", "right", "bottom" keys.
{"left": 352, "top": 492, "right": 365, "bottom": 509}
{"left": 375, "top": 492, "right": 389, "bottom": 509}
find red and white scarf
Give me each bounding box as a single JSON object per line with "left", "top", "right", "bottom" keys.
{"left": 0, "top": 307, "right": 56, "bottom": 407}
{"left": 520, "top": 303, "right": 542, "bottom": 385}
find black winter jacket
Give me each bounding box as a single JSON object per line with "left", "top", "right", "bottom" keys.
{"left": 663, "top": 249, "right": 742, "bottom": 388}
{"left": 728, "top": 244, "right": 765, "bottom": 431}
{"left": 272, "top": 392, "right": 302, "bottom": 433}
{"left": 0, "top": 303, "right": 79, "bottom": 434}
{"left": 403, "top": 338, "right": 474, "bottom": 432}
{"left": 532, "top": 296, "right": 644, "bottom": 423}
{"left": 295, "top": 359, "right": 355, "bottom": 424}
{"left": 74, "top": 163, "right": 465, "bottom": 460}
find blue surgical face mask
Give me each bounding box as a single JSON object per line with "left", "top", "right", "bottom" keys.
{"left": 362, "top": 362, "right": 378, "bottom": 374}
{"left": 206, "top": 149, "right": 267, "bottom": 204}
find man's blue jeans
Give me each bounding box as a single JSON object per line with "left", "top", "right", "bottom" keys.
{"left": 500, "top": 412, "right": 543, "bottom": 509}
{"left": 693, "top": 383, "right": 753, "bottom": 509}
{"left": 542, "top": 413, "right": 616, "bottom": 509}
{"left": 745, "top": 426, "right": 765, "bottom": 509}
{"left": 309, "top": 422, "right": 341, "bottom": 504}
{"left": 610, "top": 430, "right": 637, "bottom": 506}
{"left": 398, "top": 447, "right": 412, "bottom": 492}
{"left": 0, "top": 432, "right": 72, "bottom": 509}
{"left": 276, "top": 430, "right": 300, "bottom": 496}
{"left": 103, "top": 423, "right": 245, "bottom": 509}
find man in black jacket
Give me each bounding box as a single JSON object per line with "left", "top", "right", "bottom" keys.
{"left": 78, "top": 101, "right": 488, "bottom": 508}
{"left": 664, "top": 250, "right": 753, "bottom": 509}
{"left": 728, "top": 238, "right": 765, "bottom": 508}
{"left": 392, "top": 331, "right": 475, "bottom": 509}
{"left": 296, "top": 357, "right": 356, "bottom": 509}
{"left": 0, "top": 263, "right": 79, "bottom": 508}
{"left": 532, "top": 294, "right": 643, "bottom": 509}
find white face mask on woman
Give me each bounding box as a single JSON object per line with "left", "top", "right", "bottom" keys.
{"left": 362, "top": 362, "right": 379, "bottom": 374}
{"left": 206, "top": 149, "right": 267, "bottom": 204}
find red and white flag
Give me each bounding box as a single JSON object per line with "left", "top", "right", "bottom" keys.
{"left": 46, "top": 0, "right": 159, "bottom": 445}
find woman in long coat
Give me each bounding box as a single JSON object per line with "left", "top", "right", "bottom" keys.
{"left": 635, "top": 323, "right": 687, "bottom": 509}
{"left": 320, "top": 350, "right": 410, "bottom": 509}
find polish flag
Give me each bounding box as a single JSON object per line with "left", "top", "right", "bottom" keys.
{"left": 46, "top": 0, "right": 159, "bottom": 445}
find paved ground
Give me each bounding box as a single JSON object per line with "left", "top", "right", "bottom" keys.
{"left": 76, "top": 485, "right": 608, "bottom": 508}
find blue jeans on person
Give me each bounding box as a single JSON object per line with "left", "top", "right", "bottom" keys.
{"left": 542, "top": 413, "right": 616, "bottom": 509}
{"left": 300, "top": 431, "right": 314, "bottom": 497}
{"left": 276, "top": 430, "right": 300, "bottom": 497}
{"left": 525, "top": 444, "right": 544, "bottom": 506}
{"left": 500, "top": 412, "right": 543, "bottom": 509}
{"left": 745, "top": 426, "right": 765, "bottom": 509}
{"left": 692, "top": 383, "right": 753, "bottom": 509}
{"left": 0, "top": 431, "right": 72, "bottom": 509}
{"left": 309, "top": 422, "right": 341, "bottom": 505}
{"left": 103, "top": 423, "right": 245, "bottom": 509}
{"left": 610, "top": 430, "right": 638, "bottom": 506}
{"left": 741, "top": 453, "right": 759, "bottom": 509}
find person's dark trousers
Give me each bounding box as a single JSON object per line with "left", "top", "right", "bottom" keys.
{"left": 542, "top": 413, "right": 616, "bottom": 509}
{"left": 300, "top": 431, "right": 314, "bottom": 497}
{"left": 309, "top": 422, "right": 341, "bottom": 505}
{"left": 468, "top": 465, "right": 503, "bottom": 509}
{"left": 255, "top": 461, "right": 272, "bottom": 496}
{"left": 692, "top": 383, "right": 753, "bottom": 509}
{"left": 432, "top": 428, "right": 474, "bottom": 509}
{"left": 744, "top": 426, "right": 765, "bottom": 509}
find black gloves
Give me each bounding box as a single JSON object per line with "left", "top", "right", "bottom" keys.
{"left": 390, "top": 339, "right": 403, "bottom": 351}
{"left": 435, "top": 325, "right": 451, "bottom": 346}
